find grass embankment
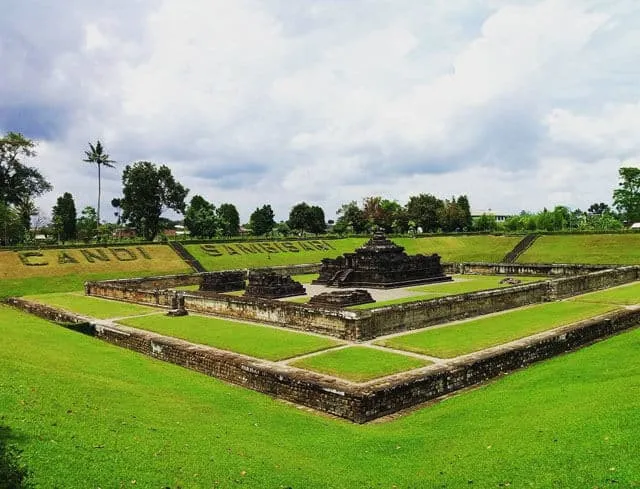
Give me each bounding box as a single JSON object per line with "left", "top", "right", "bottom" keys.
{"left": 185, "top": 235, "right": 520, "bottom": 271}
{"left": 569, "top": 281, "right": 640, "bottom": 306}
{"left": 22, "top": 292, "right": 156, "bottom": 319}
{"left": 290, "top": 346, "right": 429, "bottom": 382}
{"left": 377, "top": 301, "right": 618, "bottom": 358}
{"left": 396, "top": 235, "right": 520, "bottom": 263}
{"left": 2, "top": 305, "right": 640, "bottom": 487}
{"left": 350, "top": 274, "right": 545, "bottom": 310}
{"left": 0, "top": 244, "right": 191, "bottom": 298}
{"left": 519, "top": 234, "right": 640, "bottom": 264}
{"left": 117, "top": 314, "right": 341, "bottom": 361}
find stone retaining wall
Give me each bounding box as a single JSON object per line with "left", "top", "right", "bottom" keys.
{"left": 8, "top": 298, "right": 640, "bottom": 423}
{"left": 443, "top": 262, "right": 614, "bottom": 276}
{"left": 85, "top": 266, "right": 640, "bottom": 341}
{"left": 357, "top": 281, "right": 549, "bottom": 339}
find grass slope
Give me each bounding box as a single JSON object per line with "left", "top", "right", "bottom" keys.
{"left": 519, "top": 234, "right": 640, "bottom": 264}
{"left": 0, "top": 244, "right": 189, "bottom": 279}
{"left": 117, "top": 314, "right": 341, "bottom": 361}
{"left": 2, "top": 305, "right": 639, "bottom": 487}
{"left": 290, "top": 346, "right": 429, "bottom": 382}
{"left": 0, "top": 269, "right": 190, "bottom": 299}
{"left": 0, "top": 244, "right": 192, "bottom": 298}
{"left": 378, "top": 301, "right": 618, "bottom": 358}
{"left": 396, "top": 235, "right": 520, "bottom": 262}
{"left": 570, "top": 281, "right": 640, "bottom": 305}
{"left": 185, "top": 235, "right": 520, "bottom": 271}
{"left": 22, "top": 292, "right": 156, "bottom": 319}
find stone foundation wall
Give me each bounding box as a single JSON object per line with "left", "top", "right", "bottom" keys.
{"left": 443, "top": 262, "right": 614, "bottom": 276}
{"left": 184, "top": 293, "right": 360, "bottom": 339}
{"left": 8, "top": 298, "right": 640, "bottom": 423}
{"left": 252, "top": 263, "right": 322, "bottom": 276}
{"left": 358, "top": 281, "right": 549, "bottom": 339}
{"left": 548, "top": 266, "right": 639, "bottom": 299}
{"left": 85, "top": 266, "right": 640, "bottom": 341}
{"left": 359, "top": 308, "right": 640, "bottom": 421}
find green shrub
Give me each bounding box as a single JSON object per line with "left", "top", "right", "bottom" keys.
{"left": 0, "top": 426, "right": 31, "bottom": 489}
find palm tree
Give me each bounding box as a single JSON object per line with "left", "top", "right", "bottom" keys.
{"left": 83, "top": 141, "right": 115, "bottom": 236}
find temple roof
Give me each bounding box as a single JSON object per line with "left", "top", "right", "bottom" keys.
{"left": 355, "top": 231, "right": 406, "bottom": 254}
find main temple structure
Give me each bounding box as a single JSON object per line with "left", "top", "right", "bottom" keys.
{"left": 312, "top": 231, "right": 452, "bottom": 288}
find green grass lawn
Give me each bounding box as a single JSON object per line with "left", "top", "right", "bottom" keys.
{"left": 117, "top": 314, "right": 341, "bottom": 361}
{"left": 22, "top": 292, "right": 157, "bottom": 319}
{"left": 377, "top": 301, "right": 619, "bottom": 358}
{"left": 350, "top": 274, "right": 546, "bottom": 310}
{"left": 396, "top": 235, "right": 521, "bottom": 262}
{"left": 2, "top": 305, "right": 640, "bottom": 487}
{"left": 0, "top": 269, "right": 194, "bottom": 299}
{"left": 185, "top": 235, "right": 521, "bottom": 271}
{"left": 290, "top": 346, "right": 429, "bottom": 382}
{"left": 519, "top": 234, "right": 640, "bottom": 264}
{"left": 291, "top": 273, "right": 319, "bottom": 284}
{"left": 185, "top": 238, "right": 366, "bottom": 271}
{"left": 570, "top": 281, "right": 640, "bottom": 305}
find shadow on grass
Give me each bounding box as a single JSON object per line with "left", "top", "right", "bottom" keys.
{"left": 0, "top": 425, "right": 32, "bottom": 489}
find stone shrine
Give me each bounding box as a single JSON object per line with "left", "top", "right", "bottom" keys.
{"left": 309, "top": 289, "right": 375, "bottom": 308}
{"left": 313, "top": 231, "right": 451, "bottom": 288}
{"left": 200, "top": 271, "right": 246, "bottom": 293}
{"left": 244, "top": 271, "right": 306, "bottom": 299}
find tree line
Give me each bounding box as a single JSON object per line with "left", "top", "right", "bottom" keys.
{"left": 2, "top": 130, "right": 640, "bottom": 245}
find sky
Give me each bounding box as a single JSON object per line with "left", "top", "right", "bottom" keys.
{"left": 1, "top": 0, "right": 639, "bottom": 223}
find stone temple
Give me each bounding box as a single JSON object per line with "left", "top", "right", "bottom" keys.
{"left": 312, "top": 231, "right": 452, "bottom": 288}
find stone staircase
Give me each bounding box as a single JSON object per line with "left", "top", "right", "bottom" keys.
{"left": 502, "top": 234, "right": 539, "bottom": 263}
{"left": 328, "top": 268, "right": 353, "bottom": 286}
{"left": 169, "top": 241, "right": 207, "bottom": 273}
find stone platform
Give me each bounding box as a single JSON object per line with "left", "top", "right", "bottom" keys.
{"left": 313, "top": 231, "right": 451, "bottom": 288}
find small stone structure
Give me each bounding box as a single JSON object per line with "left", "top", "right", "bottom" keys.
{"left": 166, "top": 292, "right": 188, "bottom": 316}
{"left": 200, "top": 271, "right": 245, "bottom": 293}
{"left": 313, "top": 231, "right": 452, "bottom": 288}
{"left": 309, "top": 289, "right": 375, "bottom": 308}
{"left": 499, "top": 276, "right": 522, "bottom": 285}
{"left": 244, "top": 271, "right": 306, "bottom": 299}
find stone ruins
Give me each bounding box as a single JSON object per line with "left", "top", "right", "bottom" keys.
{"left": 313, "top": 231, "right": 452, "bottom": 288}
{"left": 309, "top": 289, "right": 375, "bottom": 308}
{"left": 244, "top": 271, "right": 306, "bottom": 299}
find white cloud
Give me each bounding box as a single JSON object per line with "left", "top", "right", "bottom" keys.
{"left": 0, "top": 0, "right": 638, "bottom": 223}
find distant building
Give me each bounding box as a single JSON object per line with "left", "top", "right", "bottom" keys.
{"left": 471, "top": 209, "right": 513, "bottom": 223}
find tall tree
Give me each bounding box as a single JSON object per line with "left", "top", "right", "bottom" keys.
{"left": 0, "top": 203, "right": 24, "bottom": 245}
{"left": 613, "top": 167, "right": 640, "bottom": 223}
{"left": 406, "top": 194, "right": 443, "bottom": 232}
{"left": 52, "top": 193, "right": 77, "bottom": 242}
{"left": 587, "top": 202, "right": 610, "bottom": 215}
{"left": 0, "top": 132, "right": 51, "bottom": 244}
{"left": 14, "top": 197, "right": 37, "bottom": 233}
{"left": 335, "top": 201, "right": 367, "bottom": 234}
{"left": 249, "top": 205, "right": 275, "bottom": 236}
{"left": 76, "top": 206, "right": 98, "bottom": 241}
{"left": 307, "top": 205, "right": 326, "bottom": 235}
{"left": 288, "top": 202, "right": 311, "bottom": 234}
{"left": 456, "top": 195, "right": 472, "bottom": 230}
{"left": 217, "top": 203, "right": 240, "bottom": 236}
{"left": 184, "top": 195, "right": 218, "bottom": 238}
{"left": 83, "top": 141, "right": 115, "bottom": 231}
{"left": 121, "top": 161, "right": 189, "bottom": 240}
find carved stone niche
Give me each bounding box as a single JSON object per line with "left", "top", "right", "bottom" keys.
{"left": 244, "top": 271, "right": 306, "bottom": 299}
{"left": 309, "top": 289, "right": 375, "bottom": 308}
{"left": 200, "top": 271, "right": 246, "bottom": 293}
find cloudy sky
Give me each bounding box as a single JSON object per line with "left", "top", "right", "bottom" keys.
{"left": 2, "top": 0, "right": 639, "bottom": 223}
